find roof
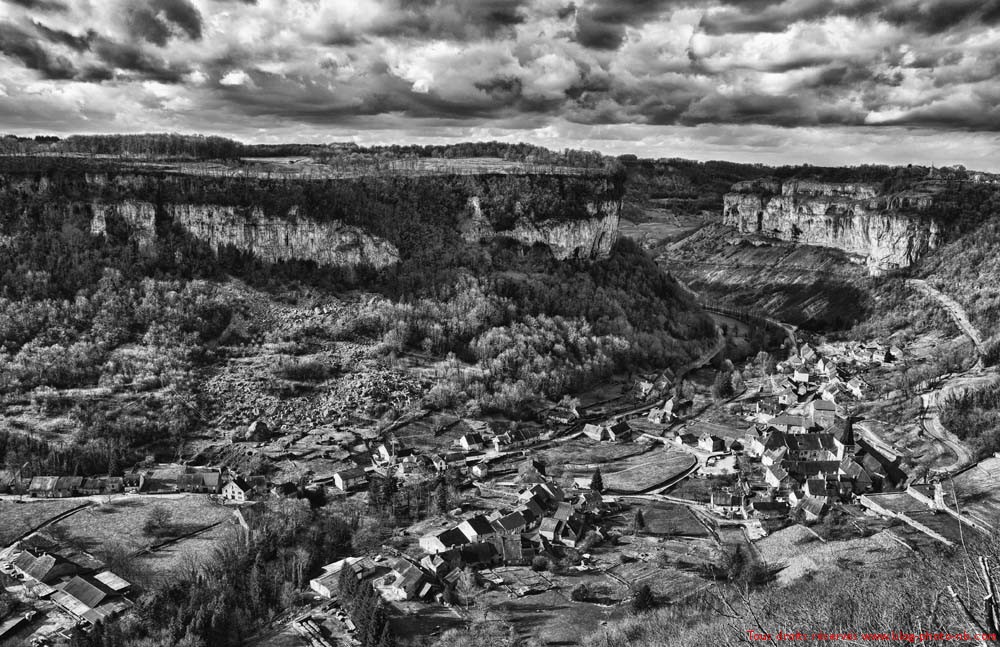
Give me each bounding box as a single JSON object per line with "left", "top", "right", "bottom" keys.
{"left": 29, "top": 476, "right": 58, "bottom": 491}
{"left": 62, "top": 575, "right": 108, "bottom": 609}
{"left": 553, "top": 501, "right": 574, "bottom": 521}
{"left": 461, "top": 433, "right": 485, "bottom": 444}
{"left": 435, "top": 527, "right": 470, "bottom": 548}
{"left": 93, "top": 570, "right": 130, "bottom": 592}
{"left": 810, "top": 400, "right": 837, "bottom": 411}
{"left": 608, "top": 421, "right": 631, "bottom": 434}
{"left": 459, "top": 515, "right": 494, "bottom": 537}
{"left": 799, "top": 498, "right": 827, "bottom": 515}
{"left": 336, "top": 467, "right": 367, "bottom": 480}
{"left": 492, "top": 511, "right": 528, "bottom": 532}
{"left": 539, "top": 517, "right": 562, "bottom": 534}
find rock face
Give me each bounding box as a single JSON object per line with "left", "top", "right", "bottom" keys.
{"left": 723, "top": 180, "right": 943, "bottom": 275}
{"left": 169, "top": 204, "right": 400, "bottom": 269}
{"left": 461, "top": 196, "right": 620, "bottom": 260}
{"left": 90, "top": 201, "right": 401, "bottom": 269}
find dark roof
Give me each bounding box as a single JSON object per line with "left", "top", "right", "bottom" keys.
{"left": 460, "top": 515, "right": 494, "bottom": 537}
{"left": 62, "top": 575, "right": 108, "bottom": 609}
{"left": 491, "top": 511, "right": 527, "bottom": 532}
{"left": 436, "top": 528, "right": 470, "bottom": 548}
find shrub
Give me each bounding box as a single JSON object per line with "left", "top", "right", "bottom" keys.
{"left": 531, "top": 556, "right": 549, "bottom": 572}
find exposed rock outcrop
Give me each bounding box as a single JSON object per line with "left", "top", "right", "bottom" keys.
{"left": 723, "top": 180, "right": 944, "bottom": 275}
{"left": 461, "top": 196, "right": 620, "bottom": 260}
{"left": 90, "top": 201, "right": 401, "bottom": 269}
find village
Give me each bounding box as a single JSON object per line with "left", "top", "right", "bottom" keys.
{"left": 2, "top": 312, "right": 994, "bottom": 647}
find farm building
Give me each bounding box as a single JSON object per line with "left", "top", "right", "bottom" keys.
{"left": 698, "top": 433, "right": 725, "bottom": 453}
{"left": 176, "top": 471, "right": 221, "bottom": 494}
{"left": 333, "top": 468, "right": 368, "bottom": 492}
{"left": 222, "top": 476, "right": 268, "bottom": 502}
{"left": 459, "top": 433, "right": 485, "bottom": 451}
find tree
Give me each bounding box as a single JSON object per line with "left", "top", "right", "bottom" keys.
{"left": 633, "top": 509, "right": 645, "bottom": 534}
{"left": 631, "top": 583, "right": 655, "bottom": 613}
{"left": 712, "top": 370, "right": 735, "bottom": 401}
{"left": 570, "top": 583, "right": 590, "bottom": 602}
{"left": 590, "top": 467, "right": 604, "bottom": 493}
{"left": 143, "top": 504, "right": 173, "bottom": 536}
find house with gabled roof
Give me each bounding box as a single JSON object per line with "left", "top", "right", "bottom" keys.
{"left": 459, "top": 433, "right": 485, "bottom": 451}
{"left": 491, "top": 510, "right": 529, "bottom": 535}
{"left": 457, "top": 515, "right": 495, "bottom": 543}
{"left": 606, "top": 420, "right": 633, "bottom": 443}
{"left": 333, "top": 468, "right": 367, "bottom": 492}
{"left": 539, "top": 517, "right": 564, "bottom": 542}
{"left": 420, "top": 527, "right": 469, "bottom": 554}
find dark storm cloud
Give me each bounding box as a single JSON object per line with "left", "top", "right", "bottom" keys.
{"left": 369, "top": 0, "right": 528, "bottom": 40}
{"left": 31, "top": 21, "right": 94, "bottom": 51}
{"left": 126, "top": 0, "right": 203, "bottom": 46}
{"left": 92, "top": 38, "right": 189, "bottom": 83}
{"left": 573, "top": 0, "right": 675, "bottom": 49}
{"left": 0, "top": 21, "right": 75, "bottom": 79}
{"left": 3, "top": 0, "right": 68, "bottom": 12}
{"left": 880, "top": 0, "right": 1000, "bottom": 34}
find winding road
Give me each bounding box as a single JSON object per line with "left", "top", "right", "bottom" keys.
{"left": 909, "top": 279, "right": 986, "bottom": 356}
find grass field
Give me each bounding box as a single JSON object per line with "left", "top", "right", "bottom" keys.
{"left": 539, "top": 438, "right": 651, "bottom": 470}
{"left": 635, "top": 501, "right": 710, "bottom": 537}
{"left": 0, "top": 499, "right": 87, "bottom": 545}
{"left": 755, "top": 524, "right": 905, "bottom": 585}
{"left": 48, "top": 494, "right": 235, "bottom": 572}
{"left": 575, "top": 447, "right": 694, "bottom": 493}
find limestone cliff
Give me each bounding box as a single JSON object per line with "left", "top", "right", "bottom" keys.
{"left": 723, "top": 180, "right": 944, "bottom": 275}
{"left": 90, "top": 201, "right": 401, "bottom": 269}
{"left": 461, "top": 196, "right": 620, "bottom": 260}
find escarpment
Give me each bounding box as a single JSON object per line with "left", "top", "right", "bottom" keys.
{"left": 1, "top": 167, "right": 623, "bottom": 269}
{"left": 461, "top": 196, "right": 620, "bottom": 260}
{"left": 723, "top": 179, "right": 947, "bottom": 275}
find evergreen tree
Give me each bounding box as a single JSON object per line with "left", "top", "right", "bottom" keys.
{"left": 590, "top": 467, "right": 604, "bottom": 493}
{"left": 632, "top": 583, "right": 655, "bottom": 614}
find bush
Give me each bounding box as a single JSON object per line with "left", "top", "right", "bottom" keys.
{"left": 143, "top": 504, "right": 173, "bottom": 537}
{"left": 570, "top": 583, "right": 591, "bottom": 602}
{"left": 531, "top": 556, "right": 549, "bottom": 572}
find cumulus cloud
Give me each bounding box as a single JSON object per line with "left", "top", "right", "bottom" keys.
{"left": 0, "top": 0, "right": 999, "bottom": 167}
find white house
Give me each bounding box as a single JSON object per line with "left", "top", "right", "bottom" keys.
{"left": 333, "top": 468, "right": 368, "bottom": 491}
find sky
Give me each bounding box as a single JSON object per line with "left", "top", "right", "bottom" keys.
{"left": 2, "top": 0, "right": 1000, "bottom": 169}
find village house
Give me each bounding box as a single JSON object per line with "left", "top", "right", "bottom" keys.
{"left": 606, "top": 421, "right": 633, "bottom": 443}
{"left": 457, "top": 515, "right": 496, "bottom": 543}
{"left": 546, "top": 406, "right": 578, "bottom": 425}
{"left": 309, "top": 556, "right": 379, "bottom": 598}
{"left": 420, "top": 527, "right": 469, "bottom": 554}
{"left": 122, "top": 472, "right": 146, "bottom": 493}
{"left": 807, "top": 399, "right": 837, "bottom": 428}
{"left": 491, "top": 534, "right": 537, "bottom": 565}
{"left": 750, "top": 500, "right": 790, "bottom": 519}
{"left": 792, "top": 369, "right": 811, "bottom": 384}
{"left": 491, "top": 510, "right": 530, "bottom": 535}
{"left": 711, "top": 488, "right": 746, "bottom": 515}
{"left": 764, "top": 464, "right": 790, "bottom": 489}
{"left": 582, "top": 423, "right": 607, "bottom": 442}
{"left": 431, "top": 452, "right": 468, "bottom": 472}
{"left": 78, "top": 477, "right": 124, "bottom": 496}
{"left": 222, "top": 476, "right": 268, "bottom": 502}
{"left": 799, "top": 344, "right": 817, "bottom": 362}
{"left": 539, "top": 517, "right": 564, "bottom": 542}
{"left": 377, "top": 558, "right": 432, "bottom": 602}
{"left": 698, "top": 433, "right": 726, "bottom": 453}
{"left": 798, "top": 497, "right": 827, "bottom": 521}
{"left": 561, "top": 517, "right": 587, "bottom": 547}
{"left": 647, "top": 400, "right": 673, "bottom": 424}
{"left": 459, "top": 433, "right": 485, "bottom": 451}
{"left": 176, "top": 471, "right": 221, "bottom": 494}
{"left": 493, "top": 429, "right": 538, "bottom": 452}
{"left": 770, "top": 415, "right": 808, "bottom": 434}
{"left": 333, "top": 468, "right": 368, "bottom": 492}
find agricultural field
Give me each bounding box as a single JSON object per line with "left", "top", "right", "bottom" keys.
{"left": 0, "top": 499, "right": 88, "bottom": 545}
{"left": 568, "top": 446, "right": 694, "bottom": 493}
{"left": 46, "top": 494, "right": 237, "bottom": 571}
{"left": 538, "top": 438, "right": 652, "bottom": 472}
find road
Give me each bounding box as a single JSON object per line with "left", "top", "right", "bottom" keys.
{"left": 920, "top": 373, "right": 1000, "bottom": 476}
{"left": 908, "top": 279, "right": 986, "bottom": 356}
